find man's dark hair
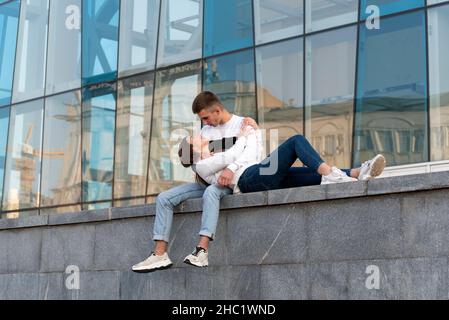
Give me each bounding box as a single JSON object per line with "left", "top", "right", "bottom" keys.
{"left": 192, "top": 91, "right": 223, "bottom": 114}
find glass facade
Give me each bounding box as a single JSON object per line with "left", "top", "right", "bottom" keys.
{"left": 0, "top": 0, "right": 448, "bottom": 218}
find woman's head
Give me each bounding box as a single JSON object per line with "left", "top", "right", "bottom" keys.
{"left": 178, "top": 135, "right": 209, "bottom": 167}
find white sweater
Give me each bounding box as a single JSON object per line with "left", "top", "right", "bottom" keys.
{"left": 194, "top": 128, "right": 265, "bottom": 194}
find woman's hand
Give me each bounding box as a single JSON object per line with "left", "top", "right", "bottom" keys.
{"left": 242, "top": 117, "right": 259, "bottom": 130}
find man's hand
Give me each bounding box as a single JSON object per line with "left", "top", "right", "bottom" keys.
{"left": 218, "top": 169, "right": 235, "bottom": 187}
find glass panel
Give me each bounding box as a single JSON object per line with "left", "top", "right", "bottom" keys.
{"left": 83, "top": 201, "right": 111, "bottom": 210}
{"left": 355, "top": 11, "right": 428, "bottom": 167}
{"left": 12, "top": 0, "right": 49, "bottom": 103}
{"left": 361, "top": 0, "right": 424, "bottom": 19}
{"left": 254, "top": 0, "right": 303, "bottom": 45}
{"left": 157, "top": 0, "right": 203, "bottom": 67}
{"left": 203, "top": 49, "right": 257, "bottom": 119}
{"left": 256, "top": 38, "right": 303, "bottom": 153}
{"left": 428, "top": 0, "right": 449, "bottom": 4}
{"left": 305, "top": 26, "right": 357, "bottom": 168}
{"left": 46, "top": 0, "right": 81, "bottom": 95}
{"left": 2, "top": 210, "right": 38, "bottom": 220}
{"left": 0, "top": 107, "right": 9, "bottom": 206}
{"left": 2, "top": 99, "right": 44, "bottom": 211}
{"left": 82, "top": 82, "right": 116, "bottom": 202}
{"left": 204, "top": 0, "right": 253, "bottom": 57}
{"left": 0, "top": 0, "right": 20, "bottom": 107}
{"left": 148, "top": 61, "right": 202, "bottom": 195}
{"left": 41, "top": 91, "right": 82, "bottom": 207}
{"left": 118, "top": 0, "right": 160, "bottom": 77}
{"left": 82, "top": 0, "right": 119, "bottom": 86}
{"left": 429, "top": 4, "right": 449, "bottom": 160}
{"left": 115, "top": 73, "right": 154, "bottom": 200}
{"left": 306, "top": 0, "right": 358, "bottom": 33}
{"left": 114, "top": 197, "right": 145, "bottom": 207}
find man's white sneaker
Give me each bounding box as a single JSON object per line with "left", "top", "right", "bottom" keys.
{"left": 321, "top": 167, "right": 358, "bottom": 185}
{"left": 184, "top": 247, "right": 208, "bottom": 268}
{"left": 358, "top": 154, "right": 386, "bottom": 181}
{"left": 132, "top": 252, "right": 173, "bottom": 273}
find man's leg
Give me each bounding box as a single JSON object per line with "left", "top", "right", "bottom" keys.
{"left": 184, "top": 184, "right": 232, "bottom": 268}
{"left": 280, "top": 167, "right": 355, "bottom": 188}
{"left": 132, "top": 183, "right": 206, "bottom": 273}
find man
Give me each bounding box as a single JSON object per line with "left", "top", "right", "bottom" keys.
{"left": 132, "top": 92, "right": 249, "bottom": 272}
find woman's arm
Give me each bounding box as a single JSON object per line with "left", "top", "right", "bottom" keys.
{"left": 195, "top": 129, "right": 253, "bottom": 179}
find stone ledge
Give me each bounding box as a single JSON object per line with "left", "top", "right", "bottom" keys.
{"left": 1, "top": 171, "right": 449, "bottom": 231}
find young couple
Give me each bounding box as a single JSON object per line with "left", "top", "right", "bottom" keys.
{"left": 132, "top": 92, "right": 386, "bottom": 273}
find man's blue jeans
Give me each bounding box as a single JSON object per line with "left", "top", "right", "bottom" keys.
{"left": 238, "top": 135, "right": 352, "bottom": 193}
{"left": 153, "top": 183, "right": 232, "bottom": 243}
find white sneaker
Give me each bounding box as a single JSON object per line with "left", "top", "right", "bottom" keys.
{"left": 132, "top": 252, "right": 173, "bottom": 273}
{"left": 184, "top": 247, "right": 208, "bottom": 268}
{"left": 321, "top": 167, "right": 358, "bottom": 185}
{"left": 358, "top": 154, "right": 386, "bottom": 181}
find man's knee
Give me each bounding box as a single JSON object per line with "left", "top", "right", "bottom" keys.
{"left": 156, "top": 191, "right": 172, "bottom": 208}
{"left": 203, "top": 185, "right": 227, "bottom": 199}
{"left": 291, "top": 134, "right": 307, "bottom": 144}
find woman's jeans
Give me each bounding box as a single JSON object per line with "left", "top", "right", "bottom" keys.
{"left": 153, "top": 183, "right": 232, "bottom": 243}
{"left": 238, "top": 135, "right": 352, "bottom": 193}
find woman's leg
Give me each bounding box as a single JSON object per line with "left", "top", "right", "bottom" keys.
{"left": 280, "top": 167, "right": 353, "bottom": 189}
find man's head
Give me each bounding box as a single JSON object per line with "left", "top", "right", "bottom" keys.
{"left": 192, "top": 91, "right": 228, "bottom": 127}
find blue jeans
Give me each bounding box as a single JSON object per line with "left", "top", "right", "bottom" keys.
{"left": 238, "top": 135, "right": 352, "bottom": 193}
{"left": 153, "top": 183, "right": 232, "bottom": 242}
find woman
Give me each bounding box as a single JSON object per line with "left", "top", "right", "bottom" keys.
{"left": 179, "top": 124, "right": 386, "bottom": 194}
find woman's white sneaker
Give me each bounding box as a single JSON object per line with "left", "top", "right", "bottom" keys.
{"left": 321, "top": 167, "right": 358, "bottom": 185}
{"left": 132, "top": 252, "right": 173, "bottom": 273}
{"left": 358, "top": 154, "right": 386, "bottom": 181}
{"left": 184, "top": 247, "right": 208, "bottom": 268}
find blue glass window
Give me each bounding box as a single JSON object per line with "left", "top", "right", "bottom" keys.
{"left": 204, "top": 49, "right": 257, "bottom": 119}
{"left": 361, "top": 0, "right": 425, "bottom": 19}
{"left": 204, "top": 0, "right": 254, "bottom": 57}
{"left": 0, "top": 107, "right": 9, "bottom": 207}
{"left": 0, "top": 0, "right": 20, "bottom": 107}
{"left": 82, "top": 82, "right": 116, "bottom": 203}
{"left": 354, "top": 11, "right": 428, "bottom": 167}
{"left": 82, "top": 0, "right": 119, "bottom": 86}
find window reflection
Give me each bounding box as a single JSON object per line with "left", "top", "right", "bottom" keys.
{"left": 254, "top": 0, "right": 303, "bottom": 45}
{"left": 2, "top": 100, "right": 44, "bottom": 211}
{"left": 306, "top": 26, "right": 357, "bottom": 168}
{"left": 157, "top": 0, "right": 202, "bottom": 67}
{"left": 148, "top": 62, "right": 202, "bottom": 195}
{"left": 82, "top": 82, "right": 116, "bottom": 202}
{"left": 429, "top": 4, "right": 449, "bottom": 161}
{"left": 306, "top": 0, "right": 358, "bottom": 33}
{"left": 361, "top": 0, "right": 424, "bottom": 18}
{"left": 41, "top": 91, "right": 82, "bottom": 207}
{"left": 355, "top": 11, "right": 428, "bottom": 166}
{"left": 82, "top": 0, "right": 119, "bottom": 85}
{"left": 119, "top": 0, "right": 160, "bottom": 76}
{"left": 12, "top": 0, "right": 49, "bottom": 103}
{"left": 256, "top": 39, "right": 303, "bottom": 153}
{"left": 115, "top": 73, "right": 154, "bottom": 200}
{"left": 0, "top": 107, "right": 9, "bottom": 206}
{"left": 0, "top": 0, "right": 20, "bottom": 107}
{"left": 204, "top": 49, "right": 257, "bottom": 119}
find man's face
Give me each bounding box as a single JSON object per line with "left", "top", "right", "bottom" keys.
{"left": 197, "top": 105, "right": 222, "bottom": 127}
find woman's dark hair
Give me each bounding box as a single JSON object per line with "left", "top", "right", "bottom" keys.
{"left": 178, "top": 137, "right": 210, "bottom": 186}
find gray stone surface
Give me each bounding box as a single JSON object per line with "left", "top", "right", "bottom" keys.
{"left": 268, "top": 185, "right": 326, "bottom": 206}
{"left": 48, "top": 208, "right": 110, "bottom": 226}
{"left": 0, "top": 273, "right": 39, "bottom": 300}
{"left": 111, "top": 204, "right": 155, "bottom": 220}
{"left": 38, "top": 273, "right": 66, "bottom": 300}
{"left": 227, "top": 207, "right": 307, "bottom": 266}
{"left": 348, "top": 258, "right": 448, "bottom": 300}
{"left": 325, "top": 181, "right": 367, "bottom": 200}
{"left": 185, "top": 267, "right": 228, "bottom": 300}
{"left": 308, "top": 196, "right": 404, "bottom": 262}
{"left": 0, "top": 214, "right": 48, "bottom": 231}
{"left": 260, "top": 264, "right": 308, "bottom": 300}
{"left": 73, "top": 271, "right": 120, "bottom": 300}
{"left": 0, "top": 228, "right": 42, "bottom": 274}
{"left": 226, "top": 266, "right": 261, "bottom": 300}
{"left": 40, "top": 224, "right": 96, "bottom": 272}
{"left": 221, "top": 192, "right": 267, "bottom": 209}
{"left": 93, "top": 217, "right": 154, "bottom": 271}
{"left": 307, "top": 262, "right": 349, "bottom": 300}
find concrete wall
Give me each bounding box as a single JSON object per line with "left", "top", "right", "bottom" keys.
{"left": 1, "top": 172, "right": 449, "bottom": 300}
